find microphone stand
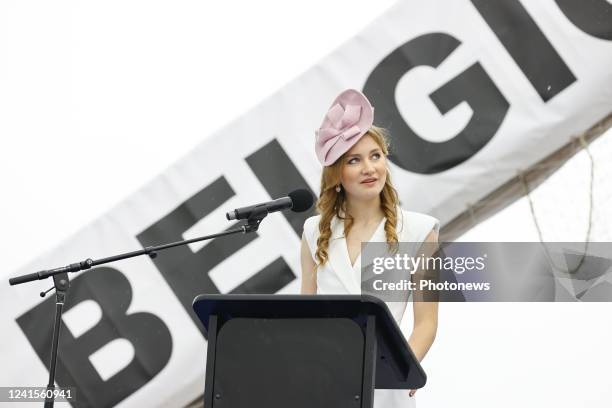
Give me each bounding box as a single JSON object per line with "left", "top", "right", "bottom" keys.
{"left": 8, "top": 209, "right": 270, "bottom": 408}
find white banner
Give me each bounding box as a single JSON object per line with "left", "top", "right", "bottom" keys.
{"left": 2, "top": 0, "right": 611, "bottom": 406}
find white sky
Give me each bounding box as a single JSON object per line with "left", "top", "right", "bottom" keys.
{"left": 1, "top": 2, "right": 611, "bottom": 407}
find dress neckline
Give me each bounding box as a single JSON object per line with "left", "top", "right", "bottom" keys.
{"left": 340, "top": 216, "right": 386, "bottom": 269}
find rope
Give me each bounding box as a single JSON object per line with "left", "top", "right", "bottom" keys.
{"left": 466, "top": 202, "right": 476, "bottom": 228}
{"left": 518, "top": 135, "right": 595, "bottom": 275}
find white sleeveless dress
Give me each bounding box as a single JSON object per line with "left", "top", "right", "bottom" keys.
{"left": 302, "top": 207, "right": 439, "bottom": 408}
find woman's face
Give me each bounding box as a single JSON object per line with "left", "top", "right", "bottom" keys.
{"left": 339, "top": 134, "right": 387, "bottom": 201}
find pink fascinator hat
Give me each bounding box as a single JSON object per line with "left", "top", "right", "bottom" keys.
{"left": 315, "top": 89, "right": 374, "bottom": 166}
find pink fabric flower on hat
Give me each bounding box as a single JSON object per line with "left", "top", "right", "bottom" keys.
{"left": 315, "top": 89, "right": 374, "bottom": 166}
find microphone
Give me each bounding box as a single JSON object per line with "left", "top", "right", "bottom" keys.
{"left": 226, "top": 189, "right": 314, "bottom": 221}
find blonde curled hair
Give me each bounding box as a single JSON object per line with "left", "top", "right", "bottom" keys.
{"left": 314, "top": 126, "right": 400, "bottom": 266}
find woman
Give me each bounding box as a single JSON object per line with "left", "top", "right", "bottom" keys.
{"left": 300, "top": 89, "right": 439, "bottom": 407}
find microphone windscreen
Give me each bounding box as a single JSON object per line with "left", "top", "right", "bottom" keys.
{"left": 288, "top": 189, "right": 314, "bottom": 212}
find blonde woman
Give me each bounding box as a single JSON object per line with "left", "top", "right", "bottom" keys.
{"left": 301, "top": 89, "right": 439, "bottom": 407}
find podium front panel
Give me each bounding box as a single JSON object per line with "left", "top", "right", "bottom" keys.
{"left": 211, "top": 317, "right": 364, "bottom": 408}
{"left": 193, "top": 294, "right": 427, "bottom": 401}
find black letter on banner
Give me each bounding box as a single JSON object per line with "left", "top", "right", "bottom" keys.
{"left": 555, "top": 0, "right": 612, "bottom": 40}
{"left": 246, "top": 138, "right": 316, "bottom": 236}
{"left": 16, "top": 267, "right": 172, "bottom": 407}
{"left": 471, "top": 0, "right": 577, "bottom": 101}
{"left": 364, "top": 33, "right": 509, "bottom": 174}
{"left": 137, "top": 174, "right": 297, "bottom": 336}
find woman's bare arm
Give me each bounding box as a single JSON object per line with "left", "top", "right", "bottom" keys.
{"left": 406, "top": 229, "right": 439, "bottom": 397}
{"left": 408, "top": 229, "right": 439, "bottom": 362}
{"left": 300, "top": 234, "right": 317, "bottom": 294}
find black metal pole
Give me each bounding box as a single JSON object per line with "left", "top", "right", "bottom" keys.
{"left": 8, "top": 223, "right": 256, "bottom": 286}
{"left": 43, "top": 273, "right": 69, "bottom": 408}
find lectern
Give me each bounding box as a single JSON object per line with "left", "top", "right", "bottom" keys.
{"left": 193, "top": 294, "right": 426, "bottom": 408}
